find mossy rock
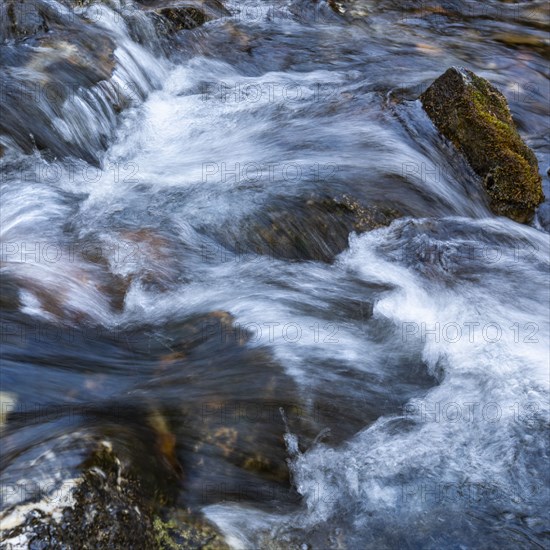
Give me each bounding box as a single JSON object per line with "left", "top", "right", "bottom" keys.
{"left": 420, "top": 67, "right": 544, "bottom": 223}
{"left": 1, "top": 441, "right": 228, "bottom": 549}
{"left": 155, "top": 6, "right": 207, "bottom": 31}
{"left": 154, "top": 510, "right": 229, "bottom": 549}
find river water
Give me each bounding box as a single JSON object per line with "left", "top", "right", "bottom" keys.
{"left": 1, "top": 0, "right": 549, "bottom": 548}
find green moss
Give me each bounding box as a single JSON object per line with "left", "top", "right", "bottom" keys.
{"left": 156, "top": 7, "right": 207, "bottom": 31}
{"left": 153, "top": 513, "right": 230, "bottom": 550}
{"left": 421, "top": 67, "right": 543, "bottom": 223}
{"left": 154, "top": 517, "right": 181, "bottom": 550}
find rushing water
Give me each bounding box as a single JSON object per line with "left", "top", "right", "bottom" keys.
{"left": 1, "top": 0, "right": 549, "bottom": 548}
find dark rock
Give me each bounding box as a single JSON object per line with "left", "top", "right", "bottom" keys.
{"left": 156, "top": 6, "right": 207, "bottom": 30}
{"left": 1, "top": 441, "right": 228, "bottom": 549}
{"left": 0, "top": 0, "right": 50, "bottom": 41}
{"left": 0, "top": 273, "right": 21, "bottom": 311}
{"left": 0, "top": 0, "right": 118, "bottom": 164}
{"left": 32, "top": 30, "right": 116, "bottom": 87}
{"left": 145, "top": 312, "right": 322, "bottom": 507}
{"left": 143, "top": 0, "right": 230, "bottom": 34}
{"left": 215, "top": 195, "right": 400, "bottom": 263}
{"left": 421, "top": 67, "right": 544, "bottom": 223}
{"left": 491, "top": 32, "right": 550, "bottom": 59}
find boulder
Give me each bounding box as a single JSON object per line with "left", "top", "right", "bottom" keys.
{"left": 214, "top": 195, "right": 400, "bottom": 263}
{"left": 420, "top": 67, "right": 544, "bottom": 223}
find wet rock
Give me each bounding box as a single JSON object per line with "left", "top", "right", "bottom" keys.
{"left": 420, "top": 67, "right": 544, "bottom": 223}
{"left": 114, "top": 227, "right": 184, "bottom": 292}
{"left": 153, "top": 510, "right": 229, "bottom": 549}
{"left": 0, "top": 258, "right": 123, "bottom": 323}
{"left": 215, "top": 195, "right": 400, "bottom": 263}
{"left": 491, "top": 32, "right": 550, "bottom": 59}
{"left": 0, "top": 0, "right": 50, "bottom": 41}
{"left": 131, "top": 310, "right": 321, "bottom": 497}
{"left": 0, "top": 0, "right": 119, "bottom": 163}
{"left": 0, "top": 392, "right": 17, "bottom": 428}
{"left": 0, "top": 310, "right": 321, "bottom": 535}
{"left": 0, "top": 273, "right": 21, "bottom": 311}
{"left": 145, "top": 312, "right": 322, "bottom": 508}
{"left": 38, "top": 31, "right": 115, "bottom": 82}
{"left": 157, "top": 6, "right": 207, "bottom": 30}
{"left": 1, "top": 440, "right": 227, "bottom": 549}
{"left": 0, "top": 441, "right": 157, "bottom": 548}
{"left": 140, "top": 0, "right": 230, "bottom": 34}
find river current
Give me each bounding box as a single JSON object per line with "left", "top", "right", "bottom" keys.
{"left": 1, "top": 1, "right": 549, "bottom": 548}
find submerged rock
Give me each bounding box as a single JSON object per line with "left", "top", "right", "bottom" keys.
{"left": 0, "top": 0, "right": 119, "bottom": 163}
{"left": 0, "top": 310, "right": 321, "bottom": 542}
{"left": 0, "top": 274, "right": 21, "bottom": 311}
{"left": 138, "top": 0, "right": 230, "bottom": 34}
{"left": 148, "top": 311, "right": 322, "bottom": 507}
{"left": 0, "top": 392, "right": 17, "bottom": 428}
{"left": 0, "top": 0, "right": 50, "bottom": 41}
{"left": 420, "top": 67, "right": 544, "bottom": 223}
{"left": 215, "top": 195, "right": 400, "bottom": 262}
